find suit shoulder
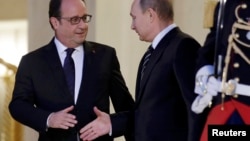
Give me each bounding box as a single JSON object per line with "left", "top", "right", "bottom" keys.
{"left": 176, "top": 28, "right": 192, "bottom": 38}
{"left": 176, "top": 30, "right": 199, "bottom": 44}
{"left": 22, "top": 44, "right": 50, "bottom": 59}
{"left": 19, "top": 42, "right": 56, "bottom": 68}
{"left": 85, "top": 41, "right": 115, "bottom": 51}
{"left": 173, "top": 30, "right": 201, "bottom": 50}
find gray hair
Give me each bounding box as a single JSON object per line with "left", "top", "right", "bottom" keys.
{"left": 139, "top": 0, "right": 174, "bottom": 21}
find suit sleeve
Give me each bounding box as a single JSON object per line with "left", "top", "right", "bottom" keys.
{"left": 108, "top": 48, "right": 135, "bottom": 139}
{"left": 174, "top": 38, "right": 208, "bottom": 141}
{"left": 9, "top": 56, "right": 51, "bottom": 132}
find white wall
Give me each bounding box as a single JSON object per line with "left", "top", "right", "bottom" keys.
{"left": 174, "top": 0, "right": 209, "bottom": 45}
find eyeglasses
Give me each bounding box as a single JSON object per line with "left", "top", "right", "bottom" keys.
{"left": 57, "top": 14, "right": 92, "bottom": 25}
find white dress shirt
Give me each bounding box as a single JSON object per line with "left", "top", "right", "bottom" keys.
{"left": 54, "top": 38, "right": 84, "bottom": 104}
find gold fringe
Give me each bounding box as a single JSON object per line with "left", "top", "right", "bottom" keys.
{"left": 0, "top": 60, "right": 23, "bottom": 141}
{"left": 203, "top": 0, "right": 218, "bottom": 28}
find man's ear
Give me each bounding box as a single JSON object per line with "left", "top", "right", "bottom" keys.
{"left": 147, "top": 8, "right": 156, "bottom": 22}
{"left": 50, "top": 17, "right": 59, "bottom": 29}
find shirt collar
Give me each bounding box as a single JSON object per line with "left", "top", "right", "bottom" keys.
{"left": 152, "top": 23, "right": 177, "bottom": 49}
{"left": 54, "top": 37, "right": 83, "bottom": 54}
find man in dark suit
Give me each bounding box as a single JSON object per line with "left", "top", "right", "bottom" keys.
{"left": 79, "top": 0, "right": 204, "bottom": 141}
{"left": 8, "top": 0, "right": 134, "bottom": 141}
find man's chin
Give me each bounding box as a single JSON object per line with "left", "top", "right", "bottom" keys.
{"left": 139, "top": 37, "right": 144, "bottom": 41}
{"left": 75, "top": 37, "right": 85, "bottom": 44}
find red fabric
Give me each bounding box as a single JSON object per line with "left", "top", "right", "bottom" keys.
{"left": 200, "top": 99, "right": 250, "bottom": 141}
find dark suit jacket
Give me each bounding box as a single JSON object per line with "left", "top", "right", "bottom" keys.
{"left": 9, "top": 38, "right": 135, "bottom": 141}
{"left": 134, "top": 27, "right": 204, "bottom": 141}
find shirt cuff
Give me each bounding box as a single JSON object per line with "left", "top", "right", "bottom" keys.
{"left": 46, "top": 113, "right": 53, "bottom": 131}
{"left": 109, "top": 125, "right": 112, "bottom": 136}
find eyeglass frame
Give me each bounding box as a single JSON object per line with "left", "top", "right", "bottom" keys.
{"left": 56, "top": 14, "right": 92, "bottom": 25}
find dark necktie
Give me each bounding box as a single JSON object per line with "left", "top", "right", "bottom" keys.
{"left": 141, "top": 45, "right": 154, "bottom": 80}
{"left": 63, "top": 48, "right": 75, "bottom": 96}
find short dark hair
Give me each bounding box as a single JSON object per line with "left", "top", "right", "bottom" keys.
{"left": 48, "top": 0, "right": 85, "bottom": 29}
{"left": 48, "top": 0, "right": 85, "bottom": 18}
{"left": 49, "top": 0, "right": 62, "bottom": 18}
{"left": 139, "top": 0, "right": 174, "bottom": 21}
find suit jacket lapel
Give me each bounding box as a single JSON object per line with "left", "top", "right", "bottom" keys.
{"left": 135, "top": 45, "right": 164, "bottom": 103}
{"left": 76, "top": 41, "right": 96, "bottom": 105}
{"left": 135, "top": 27, "right": 179, "bottom": 105}
{"left": 43, "top": 39, "right": 73, "bottom": 101}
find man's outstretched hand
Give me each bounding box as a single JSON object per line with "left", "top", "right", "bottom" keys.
{"left": 80, "top": 106, "right": 111, "bottom": 141}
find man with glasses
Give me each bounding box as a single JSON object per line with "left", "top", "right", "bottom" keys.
{"left": 8, "top": 0, "right": 135, "bottom": 141}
